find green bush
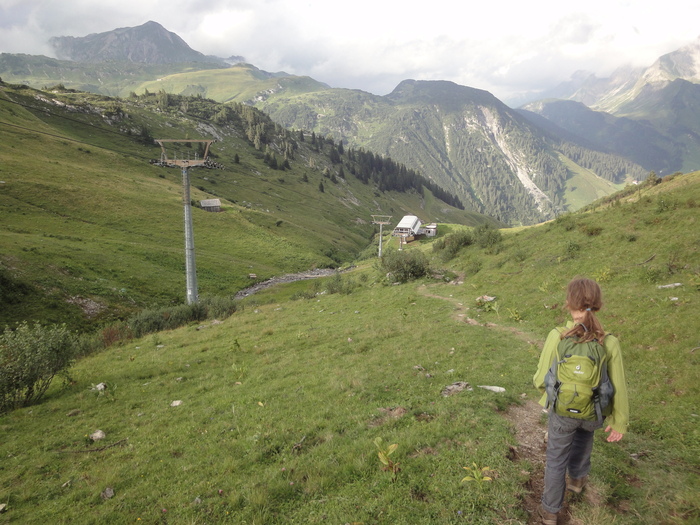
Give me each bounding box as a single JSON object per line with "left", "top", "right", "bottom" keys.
{"left": 564, "top": 240, "right": 581, "bottom": 259}
{"left": 432, "top": 230, "right": 474, "bottom": 261}
{"left": 473, "top": 224, "right": 502, "bottom": 252}
{"left": 322, "top": 273, "right": 359, "bottom": 295}
{"left": 125, "top": 299, "right": 239, "bottom": 339}
{"left": 128, "top": 302, "right": 213, "bottom": 338}
{"left": 380, "top": 250, "right": 430, "bottom": 283}
{"left": 200, "top": 295, "right": 239, "bottom": 320}
{"left": 290, "top": 289, "right": 317, "bottom": 301}
{"left": 0, "top": 322, "right": 75, "bottom": 414}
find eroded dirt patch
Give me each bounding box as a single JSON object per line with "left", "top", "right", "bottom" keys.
{"left": 414, "top": 276, "right": 600, "bottom": 522}
{"left": 369, "top": 406, "right": 408, "bottom": 427}
{"left": 504, "top": 400, "right": 550, "bottom": 523}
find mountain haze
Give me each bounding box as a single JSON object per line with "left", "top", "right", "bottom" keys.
{"left": 520, "top": 36, "right": 700, "bottom": 174}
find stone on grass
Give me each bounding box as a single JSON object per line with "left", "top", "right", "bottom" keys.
{"left": 478, "top": 385, "right": 506, "bottom": 393}
{"left": 90, "top": 430, "right": 106, "bottom": 441}
{"left": 170, "top": 400, "right": 183, "bottom": 407}
{"left": 101, "top": 487, "right": 115, "bottom": 500}
{"left": 441, "top": 381, "right": 473, "bottom": 397}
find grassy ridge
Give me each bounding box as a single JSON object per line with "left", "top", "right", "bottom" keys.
{"left": 0, "top": 172, "right": 698, "bottom": 523}
{"left": 133, "top": 64, "right": 327, "bottom": 103}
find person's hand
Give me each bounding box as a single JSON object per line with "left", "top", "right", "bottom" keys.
{"left": 605, "top": 426, "right": 624, "bottom": 442}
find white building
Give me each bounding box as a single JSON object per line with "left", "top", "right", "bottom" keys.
{"left": 422, "top": 223, "right": 438, "bottom": 237}
{"left": 392, "top": 215, "right": 422, "bottom": 237}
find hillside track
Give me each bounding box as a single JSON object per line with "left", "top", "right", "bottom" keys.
{"left": 415, "top": 277, "right": 603, "bottom": 524}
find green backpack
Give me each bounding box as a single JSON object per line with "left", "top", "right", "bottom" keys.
{"left": 544, "top": 336, "right": 614, "bottom": 421}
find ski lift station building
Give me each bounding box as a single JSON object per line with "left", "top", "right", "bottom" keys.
{"left": 392, "top": 215, "right": 422, "bottom": 238}
{"left": 392, "top": 215, "right": 438, "bottom": 241}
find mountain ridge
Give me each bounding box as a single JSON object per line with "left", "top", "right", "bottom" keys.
{"left": 3, "top": 22, "right": 699, "bottom": 224}
{"left": 49, "top": 20, "right": 226, "bottom": 65}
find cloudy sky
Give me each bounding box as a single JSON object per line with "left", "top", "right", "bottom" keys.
{"left": 1, "top": 0, "right": 698, "bottom": 103}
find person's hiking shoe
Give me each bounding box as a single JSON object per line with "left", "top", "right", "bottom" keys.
{"left": 567, "top": 475, "right": 588, "bottom": 494}
{"left": 537, "top": 504, "right": 558, "bottom": 525}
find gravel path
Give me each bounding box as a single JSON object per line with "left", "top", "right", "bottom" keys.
{"left": 234, "top": 268, "right": 345, "bottom": 298}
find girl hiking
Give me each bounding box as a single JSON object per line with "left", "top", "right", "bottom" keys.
{"left": 533, "top": 278, "right": 629, "bottom": 525}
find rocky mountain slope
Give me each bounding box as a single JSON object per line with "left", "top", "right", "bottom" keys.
{"left": 259, "top": 79, "right": 644, "bottom": 225}
{"left": 521, "top": 36, "right": 700, "bottom": 174}
{"left": 49, "top": 20, "right": 224, "bottom": 65}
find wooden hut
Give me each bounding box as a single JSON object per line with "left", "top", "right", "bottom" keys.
{"left": 200, "top": 199, "right": 221, "bottom": 212}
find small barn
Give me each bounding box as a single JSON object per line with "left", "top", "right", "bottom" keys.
{"left": 200, "top": 199, "right": 221, "bottom": 212}
{"left": 392, "top": 215, "right": 422, "bottom": 242}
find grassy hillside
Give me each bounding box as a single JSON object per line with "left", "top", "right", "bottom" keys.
{"left": 556, "top": 153, "right": 626, "bottom": 210}
{"left": 0, "top": 172, "right": 697, "bottom": 524}
{"left": 0, "top": 54, "right": 229, "bottom": 97}
{"left": 133, "top": 64, "right": 327, "bottom": 104}
{"left": 0, "top": 82, "right": 486, "bottom": 331}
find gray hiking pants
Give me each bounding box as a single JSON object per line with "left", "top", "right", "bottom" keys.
{"left": 541, "top": 411, "right": 603, "bottom": 513}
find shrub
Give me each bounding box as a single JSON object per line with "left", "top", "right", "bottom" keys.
{"left": 128, "top": 303, "right": 211, "bottom": 338}
{"left": 126, "top": 299, "right": 237, "bottom": 339}
{"left": 473, "top": 224, "right": 502, "bottom": 252}
{"left": 579, "top": 224, "right": 603, "bottom": 236}
{"left": 128, "top": 308, "right": 169, "bottom": 338}
{"left": 200, "top": 296, "right": 239, "bottom": 320}
{"left": 0, "top": 322, "right": 75, "bottom": 414}
{"left": 641, "top": 266, "right": 663, "bottom": 284}
{"left": 564, "top": 240, "right": 580, "bottom": 259}
{"left": 433, "top": 230, "right": 474, "bottom": 261}
{"left": 325, "top": 273, "right": 358, "bottom": 295}
{"left": 381, "top": 250, "right": 430, "bottom": 283}
{"left": 656, "top": 196, "right": 677, "bottom": 213}
{"left": 290, "top": 289, "right": 317, "bottom": 301}
{"left": 326, "top": 273, "right": 345, "bottom": 294}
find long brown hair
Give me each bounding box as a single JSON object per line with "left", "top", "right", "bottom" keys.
{"left": 561, "top": 277, "right": 606, "bottom": 343}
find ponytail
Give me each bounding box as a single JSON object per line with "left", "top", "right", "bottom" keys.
{"left": 561, "top": 278, "right": 606, "bottom": 343}
{"left": 562, "top": 310, "right": 606, "bottom": 343}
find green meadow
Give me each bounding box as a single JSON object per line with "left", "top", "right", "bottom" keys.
{"left": 0, "top": 83, "right": 484, "bottom": 330}
{"left": 1, "top": 170, "right": 698, "bottom": 523}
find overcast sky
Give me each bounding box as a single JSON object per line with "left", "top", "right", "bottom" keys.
{"left": 1, "top": 0, "right": 698, "bottom": 103}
